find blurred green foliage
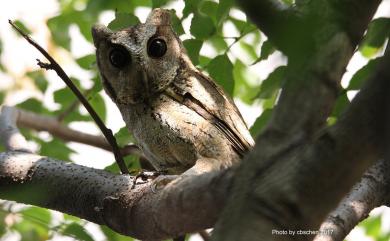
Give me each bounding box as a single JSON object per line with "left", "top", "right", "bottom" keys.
{"left": 0, "top": 0, "right": 388, "bottom": 240}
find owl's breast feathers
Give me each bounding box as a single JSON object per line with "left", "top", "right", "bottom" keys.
{"left": 164, "top": 63, "right": 255, "bottom": 157}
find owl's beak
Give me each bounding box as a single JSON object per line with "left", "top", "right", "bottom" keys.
{"left": 91, "top": 24, "right": 113, "bottom": 47}
{"left": 116, "top": 70, "right": 149, "bottom": 105}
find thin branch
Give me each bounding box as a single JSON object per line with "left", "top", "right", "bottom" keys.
{"left": 8, "top": 20, "right": 129, "bottom": 174}
{"left": 4, "top": 106, "right": 142, "bottom": 157}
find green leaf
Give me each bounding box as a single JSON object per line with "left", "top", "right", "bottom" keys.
{"left": 170, "top": 9, "right": 185, "bottom": 36}
{"left": 11, "top": 208, "right": 50, "bottom": 241}
{"left": 13, "top": 20, "right": 32, "bottom": 35}
{"left": 362, "top": 215, "right": 382, "bottom": 238}
{"left": 101, "top": 225, "right": 134, "bottom": 241}
{"left": 206, "top": 54, "right": 234, "bottom": 95}
{"left": 229, "top": 17, "right": 255, "bottom": 35}
{"left": 62, "top": 223, "right": 94, "bottom": 241}
{"left": 253, "top": 40, "right": 275, "bottom": 64}
{"left": 183, "top": 0, "right": 201, "bottom": 18}
{"left": 76, "top": 54, "right": 96, "bottom": 70}
{"left": 256, "top": 66, "right": 286, "bottom": 99}
{"left": 240, "top": 41, "right": 257, "bottom": 61}
{"left": 152, "top": 0, "right": 170, "bottom": 8}
{"left": 40, "top": 138, "right": 75, "bottom": 161}
{"left": 20, "top": 207, "right": 51, "bottom": 227}
{"left": 86, "top": 0, "right": 149, "bottom": 14}
{"left": 47, "top": 15, "right": 71, "bottom": 50}
{"left": 250, "top": 109, "right": 272, "bottom": 137}
{"left": 281, "top": 0, "right": 294, "bottom": 4}
{"left": 200, "top": 1, "right": 218, "bottom": 23}
{"left": 348, "top": 57, "right": 381, "bottom": 90}
{"left": 105, "top": 155, "right": 139, "bottom": 173}
{"left": 208, "top": 35, "right": 228, "bottom": 52}
{"left": 54, "top": 87, "right": 75, "bottom": 106}
{"left": 114, "top": 127, "right": 135, "bottom": 146}
{"left": 183, "top": 39, "right": 203, "bottom": 65}
{"left": 233, "top": 60, "right": 258, "bottom": 104}
{"left": 88, "top": 92, "right": 106, "bottom": 122}
{"left": 199, "top": 55, "right": 212, "bottom": 67}
{"left": 108, "top": 12, "right": 140, "bottom": 31}
{"left": 331, "top": 92, "right": 350, "bottom": 118}
{"left": 360, "top": 18, "right": 390, "bottom": 58}
{"left": 27, "top": 71, "right": 48, "bottom": 93}
{"left": 17, "top": 98, "right": 43, "bottom": 113}
{"left": 216, "top": 0, "right": 234, "bottom": 24}
{"left": 0, "top": 92, "right": 4, "bottom": 105}
{"left": 190, "top": 14, "right": 216, "bottom": 39}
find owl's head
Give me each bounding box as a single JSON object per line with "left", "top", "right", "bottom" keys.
{"left": 92, "top": 8, "right": 186, "bottom": 105}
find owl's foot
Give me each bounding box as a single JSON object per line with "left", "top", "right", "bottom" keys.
{"left": 131, "top": 170, "right": 164, "bottom": 189}
{"left": 151, "top": 175, "right": 179, "bottom": 193}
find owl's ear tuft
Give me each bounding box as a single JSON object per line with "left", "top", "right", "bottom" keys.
{"left": 91, "top": 24, "right": 113, "bottom": 47}
{"left": 146, "top": 8, "right": 172, "bottom": 26}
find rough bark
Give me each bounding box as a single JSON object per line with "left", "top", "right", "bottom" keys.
{"left": 315, "top": 159, "right": 390, "bottom": 241}
{"left": 211, "top": 0, "right": 384, "bottom": 240}
{"left": 0, "top": 151, "right": 232, "bottom": 240}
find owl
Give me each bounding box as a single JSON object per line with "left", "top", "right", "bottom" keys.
{"left": 92, "top": 8, "right": 254, "bottom": 175}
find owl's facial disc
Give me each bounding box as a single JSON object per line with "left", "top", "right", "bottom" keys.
{"left": 92, "top": 9, "right": 185, "bottom": 106}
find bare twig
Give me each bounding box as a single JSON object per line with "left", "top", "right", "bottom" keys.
{"left": 8, "top": 20, "right": 129, "bottom": 174}
{"left": 9, "top": 106, "right": 141, "bottom": 157}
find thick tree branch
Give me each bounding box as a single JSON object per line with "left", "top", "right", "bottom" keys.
{"left": 212, "top": 45, "right": 389, "bottom": 241}
{"left": 315, "top": 159, "right": 390, "bottom": 241}
{"left": 0, "top": 151, "right": 231, "bottom": 240}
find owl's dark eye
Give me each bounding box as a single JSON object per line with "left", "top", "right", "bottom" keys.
{"left": 109, "top": 46, "right": 130, "bottom": 68}
{"left": 147, "top": 38, "right": 167, "bottom": 58}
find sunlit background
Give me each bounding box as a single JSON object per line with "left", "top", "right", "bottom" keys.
{"left": 0, "top": 0, "right": 389, "bottom": 240}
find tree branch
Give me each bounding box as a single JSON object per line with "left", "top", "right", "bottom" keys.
{"left": 211, "top": 44, "right": 389, "bottom": 241}
{"left": 0, "top": 151, "right": 232, "bottom": 240}
{"left": 1, "top": 106, "right": 141, "bottom": 157}
{"left": 315, "top": 159, "right": 390, "bottom": 241}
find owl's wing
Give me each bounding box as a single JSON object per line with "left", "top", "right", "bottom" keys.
{"left": 167, "top": 68, "right": 255, "bottom": 157}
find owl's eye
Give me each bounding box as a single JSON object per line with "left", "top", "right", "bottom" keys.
{"left": 109, "top": 46, "right": 130, "bottom": 68}
{"left": 147, "top": 38, "right": 167, "bottom": 58}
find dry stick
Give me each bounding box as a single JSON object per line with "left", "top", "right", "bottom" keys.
{"left": 8, "top": 20, "right": 129, "bottom": 175}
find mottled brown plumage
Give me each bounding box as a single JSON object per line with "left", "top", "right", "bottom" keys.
{"left": 92, "top": 8, "right": 254, "bottom": 175}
